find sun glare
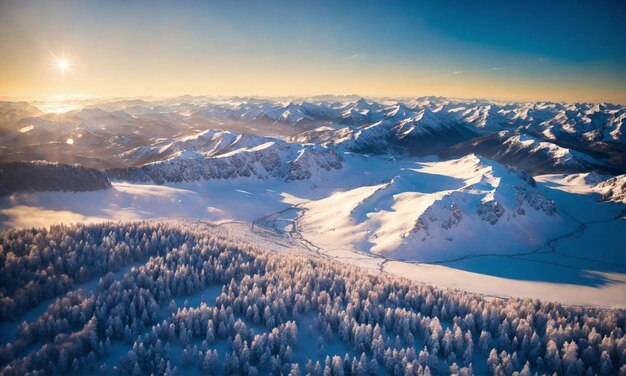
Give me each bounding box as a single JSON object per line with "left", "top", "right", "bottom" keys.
{"left": 57, "top": 59, "right": 68, "bottom": 71}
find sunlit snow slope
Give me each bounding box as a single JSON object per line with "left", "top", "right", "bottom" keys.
{"left": 299, "top": 154, "right": 572, "bottom": 261}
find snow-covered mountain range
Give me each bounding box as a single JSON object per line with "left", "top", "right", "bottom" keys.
{"left": 1, "top": 96, "right": 624, "bottom": 175}
{"left": 1, "top": 96, "right": 625, "bottom": 308}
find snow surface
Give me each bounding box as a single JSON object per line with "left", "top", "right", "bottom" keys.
{"left": 2, "top": 153, "right": 625, "bottom": 308}
{"left": 502, "top": 133, "right": 599, "bottom": 169}
{"left": 298, "top": 154, "right": 570, "bottom": 261}
{"left": 594, "top": 174, "right": 626, "bottom": 204}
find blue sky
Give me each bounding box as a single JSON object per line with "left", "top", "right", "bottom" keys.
{"left": 1, "top": 0, "right": 625, "bottom": 103}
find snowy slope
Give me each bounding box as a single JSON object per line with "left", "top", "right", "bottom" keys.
{"left": 118, "top": 129, "right": 241, "bottom": 163}
{"left": 444, "top": 130, "right": 611, "bottom": 174}
{"left": 503, "top": 133, "right": 591, "bottom": 166}
{"left": 298, "top": 154, "right": 573, "bottom": 261}
{"left": 595, "top": 174, "right": 626, "bottom": 203}
{"left": 107, "top": 133, "right": 343, "bottom": 184}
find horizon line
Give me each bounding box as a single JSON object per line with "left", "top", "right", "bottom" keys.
{"left": 1, "top": 93, "right": 624, "bottom": 107}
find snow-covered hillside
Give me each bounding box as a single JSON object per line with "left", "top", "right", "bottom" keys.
{"left": 106, "top": 132, "right": 343, "bottom": 183}
{"left": 595, "top": 174, "right": 626, "bottom": 203}
{"left": 446, "top": 131, "right": 605, "bottom": 174}
{"left": 298, "top": 154, "right": 570, "bottom": 261}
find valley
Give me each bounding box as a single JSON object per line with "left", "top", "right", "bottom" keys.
{"left": 1, "top": 96, "right": 625, "bottom": 374}
{"left": 2, "top": 149, "right": 624, "bottom": 308}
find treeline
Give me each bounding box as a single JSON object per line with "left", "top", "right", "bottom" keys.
{"left": 0, "top": 161, "right": 111, "bottom": 196}
{"left": 0, "top": 222, "right": 624, "bottom": 375}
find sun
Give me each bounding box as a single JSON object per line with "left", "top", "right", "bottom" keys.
{"left": 57, "top": 59, "right": 69, "bottom": 71}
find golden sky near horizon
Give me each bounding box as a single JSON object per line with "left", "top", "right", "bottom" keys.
{"left": 1, "top": 1, "right": 625, "bottom": 104}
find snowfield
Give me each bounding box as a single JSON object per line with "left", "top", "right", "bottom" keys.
{"left": 2, "top": 153, "right": 625, "bottom": 308}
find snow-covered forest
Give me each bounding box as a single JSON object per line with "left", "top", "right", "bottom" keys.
{"left": 0, "top": 162, "right": 111, "bottom": 196}
{"left": 0, "top": 222, "right": 624, "bottom": 375}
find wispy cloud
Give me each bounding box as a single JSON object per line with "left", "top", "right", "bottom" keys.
{"left": 343, "top": 54, "right": 360, "bottom": 60}
{"left": 449, "top": 66, "right": 506, "bottom": 76}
